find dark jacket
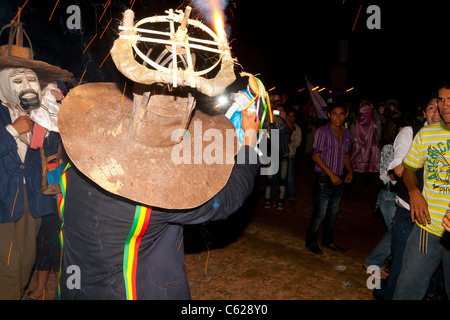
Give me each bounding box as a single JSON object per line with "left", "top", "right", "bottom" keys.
{"left": 58, "top": 145, "right": 261, "bottom": 300}
{"left": 0, "top": 103, "right": 60, "bottom": 223}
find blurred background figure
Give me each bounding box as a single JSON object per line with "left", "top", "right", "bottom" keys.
{"left": 351, "top": 100, "right": 381, "bottom": 186}
{"left": 286, "top": 108, "right": 302, "bottom": 205}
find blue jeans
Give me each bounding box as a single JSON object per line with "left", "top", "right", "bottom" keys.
{"left": 381, "top": 205, "right": 414, "bottom": 300}
{"left": 364, "top": 189, "right": 397, "bottom": 267}
{"left": 264, "top": 154, "right": 289, "bottom": 204}
{"left": 393, "top": 224, "right": 450, "bottom": 299}
{"left": 287, "top": 157, "right": 295, "bottom": 202}
{"left": 305, "top": 172, "right": 345, "bottom": 245}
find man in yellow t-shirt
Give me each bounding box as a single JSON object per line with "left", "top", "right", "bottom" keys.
{"left": 393, "top": 83, "right": 450, "bottom": 300}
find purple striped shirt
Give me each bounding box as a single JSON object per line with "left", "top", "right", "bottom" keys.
{"left": 312, "top": 123, "right": 352, "bottom": 176}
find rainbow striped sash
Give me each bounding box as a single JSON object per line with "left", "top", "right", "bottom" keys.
{"left": 56, "top": 162, "right": 72, "bottom": 299}
{"left": 55, "top": 163, "right": 152, "bottom": 300}
{"left": 123, "top": 205, "right": 152, "bottom": 300}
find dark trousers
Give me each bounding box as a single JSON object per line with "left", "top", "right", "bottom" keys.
{"left": 306, "top": 172, "right": 345, "bottom": 245}
{"left": 0, "top": 187, "right": 41, "bottom": 299}
{"left": 382, "top": 205, "right": 413, "bottom": 299}
{"left": 35, "top": 211, "right": 61, "bottom": 272}
{"left": 381, "top": 205, "right": 443, "bottom": 300}
{"left": 264, "top": 154, "right": 289, "bottom": 204}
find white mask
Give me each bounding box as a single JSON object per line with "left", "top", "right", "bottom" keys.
{"left": 0, "top": 68, "right": 41, "bottom": 112}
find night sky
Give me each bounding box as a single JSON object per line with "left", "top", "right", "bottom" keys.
{"left": 1, "top": 0, "right": 449, "bottom": 111}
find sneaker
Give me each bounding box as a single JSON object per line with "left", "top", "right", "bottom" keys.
{"left": 322, "top": 242, "right": 346, "bottom": 253}
{"left": 372, "top": 288, "right": 385, "bottom": 300}
{"left": 276, "top": 202, "right": 284, "bottom": 210}
{"left": 264, "top": 201, "right": 271, "bottom": 208}
{"left": 305, "top": 242, "right": 323, "bottom": 255}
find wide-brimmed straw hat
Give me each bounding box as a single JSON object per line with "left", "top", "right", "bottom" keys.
{"left": 58, "top": 82, "right": 237, "bottom": 209}
{"left": 0, "top": 15, "right": 74, "bottom": 88}
{"left": 57, "top": 7, "right": 239, "bottom": 209}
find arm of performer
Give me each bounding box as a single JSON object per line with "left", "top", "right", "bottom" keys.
{"left": 443, "top": 206, "right": 450, "bottom": 232}
{"left": 388, "top": 126, "right": 413, "bottom": 178}
{"left": 403, "top": 166, "right": 430, "bottom": 225}
{"left": 8, "top": 115, "right": 34, "bottom": 136}
{"left": 343, "top": 154, "right": 353, "bottom": 184}
{"left": 169, "top": 110, "right": 261, "bottom": 224}
{"left": 1, "top": 115, "right": 34, "bottom": 158}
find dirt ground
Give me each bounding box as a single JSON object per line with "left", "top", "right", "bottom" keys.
{"left": 27, "top": 151, "right": 385, "bottom": 300}
{"left": 183, "top": 152, "right": 384, "bottom": 300}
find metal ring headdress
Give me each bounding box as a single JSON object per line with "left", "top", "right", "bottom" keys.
{"left": 110, "top": 6, "right": 236, "bottom": 97}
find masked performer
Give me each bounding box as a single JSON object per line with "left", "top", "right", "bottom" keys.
{"left": 0, "top": 18, "right": 73, "bottom": 299}
{"left": 56, "top": 8, "right": 267, "bottom": 299}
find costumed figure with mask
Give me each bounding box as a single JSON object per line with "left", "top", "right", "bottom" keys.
{"left": 350, "top": 101, "right": 381, "bottom": 174}
{"left": 0, "top": 14, "right": 73, "bottom": 299}
{"left": 56, "top": 7, "right": 270, "bottom": 300}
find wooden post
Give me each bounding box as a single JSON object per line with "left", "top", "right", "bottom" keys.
{"left": 131, "top": 91, "right": 150, "bottom": 140}
{"left": 15, "top": 10, "right": 23, "bottom": 47}
{"left": 40, "top": 147, "right": 48, "bottom": 193}
{"left": 179, "top": 6, "right": 192, "bottom": 31}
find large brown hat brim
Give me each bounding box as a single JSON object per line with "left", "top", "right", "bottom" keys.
{"left": 58, "top": 82, "right": 238, "bottom": 209}
{"left": 0, "top": 55, "right": 74, "bottom": 88}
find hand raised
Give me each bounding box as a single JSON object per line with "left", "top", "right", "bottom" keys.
{"left": 242, "top": 110, "right": 260, "bottom": 147}
{"left": 442, "top": 204, "right": 450, "bottom": 232}
{"left": 409, "top": 189, "right": 431, "bottom": 225}
{"left": 50, "top": 89, "right": 64, "bottom": 101}
{"left": 11, "top": 116, "right": 33, "bottom": 135}
{"left": 330, "top": 173, "right": 343, "bottom": 185}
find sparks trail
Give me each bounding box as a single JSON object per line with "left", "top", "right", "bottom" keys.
{"left": 83, "top": 34, "right": 97, "bottom": 54}
{"left": 76, "top": 68, "right": 87, "bottom": 90}
{"left": 100, "top": 18, "right": 112, "bottom": 39}
{"left": 11, "top": 0, "right": 28, "bottom": 24}
{"left": 99, "top": 51, "right": 111, "bottom": 68}
{"left": 178, "top": 236, "right": 184, "bottom": 251}
{"left": 352, "top": 4, "right": 363, "bottom": 31}
{"left": 176, "top": 2, "right": 191, "bottom": 11}
{"left": 205, "top": 250, "right": 211, "bottom": 275}
{"left": 99, "top": 0, "right": 111, "bottom": 22}
{"left": 49, "top": 0, "right": 60, "bottom": 21}
{"left": 121, "top": 82, "right": 127, "bottom": 109}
